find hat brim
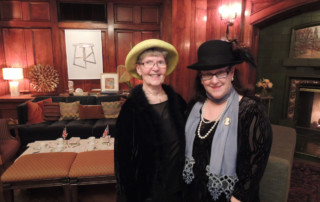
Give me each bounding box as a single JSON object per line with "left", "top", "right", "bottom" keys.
{"left": 187, "top": 60, "right": 243, "bottom": 71}
{"left": 125, "top": 39, "right": 179, "bottom": 79}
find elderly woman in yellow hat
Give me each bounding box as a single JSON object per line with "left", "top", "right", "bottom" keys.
{"left": 115, "top": 39, "right": 186, "bottom": 202}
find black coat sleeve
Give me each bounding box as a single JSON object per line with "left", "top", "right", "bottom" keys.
{"left": 114, "top": 101, "right": 139, "bottom": 201}
{"left": 232, "top": 98, "right": 273, "bottom": 202}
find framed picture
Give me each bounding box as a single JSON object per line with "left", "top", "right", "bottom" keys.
{"left": 100, "top": 73, "right": 119, "bottom": 92}
{"left": 289, "top": 23, "right": 320, "bottom": 59}
{"left": 65, "top": 29, "right": 103, "bottom": 79}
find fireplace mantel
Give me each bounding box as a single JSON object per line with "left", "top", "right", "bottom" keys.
{"left": 283, "top": 58, "right": 320, "bottom": 67}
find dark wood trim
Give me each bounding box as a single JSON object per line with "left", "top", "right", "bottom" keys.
{"left": 250, "top": 0, "right": 320, "bottom": 27}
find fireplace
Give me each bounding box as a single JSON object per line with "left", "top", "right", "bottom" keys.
{"left": 298, "top": 88, "right": 320, "bottom": 129}
{"left": 287, "top": 77, "right": 320, "bottom": 158}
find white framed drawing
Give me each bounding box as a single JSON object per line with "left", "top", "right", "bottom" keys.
{"left": 65, "top": 29, "right": 103, "bottom": 79}
{"left": 101, "top": 73, "right": 119, "bottom": 92}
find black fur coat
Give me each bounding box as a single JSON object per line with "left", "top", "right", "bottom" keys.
{"left": 114, "top": 84, "right": 186, "bottom": 202}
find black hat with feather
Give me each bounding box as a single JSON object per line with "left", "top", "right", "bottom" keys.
{"left": 187, "top": 40, "right": 256, "bottom": 70}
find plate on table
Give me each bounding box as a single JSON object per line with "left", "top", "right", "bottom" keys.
{"left": 69, "top": 137, "right": 80, "bottom": 145}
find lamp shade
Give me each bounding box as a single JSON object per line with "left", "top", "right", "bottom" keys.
{"left": 2, "top": 68, "right": 23, "bottom": 80}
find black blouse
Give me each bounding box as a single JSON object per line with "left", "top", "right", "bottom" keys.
{"left": 184, "top": 97, "right": 272, "bottom": 202}
{"left": 151, "top": 101, "right": 182, "bottom": 194}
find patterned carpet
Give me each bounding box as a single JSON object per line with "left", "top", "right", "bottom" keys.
{"left": 288, "top": 158, "right": 320, "bottom": 202}
{"left": 0, "top": 183, "right": 117, "bottom": 202}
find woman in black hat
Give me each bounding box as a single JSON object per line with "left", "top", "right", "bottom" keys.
{"left": 183, "top": 40, "right": 272, "bottom": 202}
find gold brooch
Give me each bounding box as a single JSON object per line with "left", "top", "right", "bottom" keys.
{"left": 224, "top": 117, "right": 231, "bottom": 126}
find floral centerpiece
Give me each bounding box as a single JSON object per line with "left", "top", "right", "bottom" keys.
{"left": 256, "top": 78, "right": 273, "bottom": 96}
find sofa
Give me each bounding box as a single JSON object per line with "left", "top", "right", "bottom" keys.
{"left": 16, "top": 95, "right": 125, "bottom": 146}
{"left": 260, "top": 124, "right": 297, "bottom": 202}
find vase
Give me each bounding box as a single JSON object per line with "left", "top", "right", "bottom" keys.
{"left": 260, "top": 88, "right": 269, "bottom": 97}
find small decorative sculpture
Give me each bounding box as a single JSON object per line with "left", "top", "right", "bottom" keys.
{"left": 68, "top": 81, "right": 74, "bottom": 94}
{"left": 29, "top": 64, "right": 59, "bottom": 93}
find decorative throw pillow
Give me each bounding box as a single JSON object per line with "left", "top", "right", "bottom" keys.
{"left": 43, "top": 102, "right": 60, "bottom": 121}
{"left": 59, "top": 101, "right": 80, "bottom": 120}
{"left": 27, "top": 98, "right": 52, "bottom": 124}
{"left": 101, "top": 101, "right": 121, "bottom": 118}
{"left": 79, "top": 105, "right": 105, "bottom": 120}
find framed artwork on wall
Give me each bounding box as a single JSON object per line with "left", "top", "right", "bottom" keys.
{"left": 289, "top": 23, "right": 320, "bottom": 59}
{"left": 101, "top": 73, "right": 119, "bottom": 93}
{"left": 65, "top": 29, "right": 103, "bottom": 79}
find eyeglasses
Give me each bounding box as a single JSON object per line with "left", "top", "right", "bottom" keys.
{"left": 200, "top": 70, "right": 230, "bottom": 81}
{"left": 138, "top": 61, "right": 167, "bottom": 68}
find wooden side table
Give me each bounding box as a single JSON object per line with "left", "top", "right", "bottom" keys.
{"left": 0, "top": 94, "right": 33, "bottom": 120}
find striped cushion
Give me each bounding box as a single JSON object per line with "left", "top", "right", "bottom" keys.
{"left": 43, "top": 102, "right": 60, "bottom": 121}
{"left": 1, "top": 152, "right": 76, "bottom": 182}
{"left": 69, "top": 150, "right": 114, "bottom": 178}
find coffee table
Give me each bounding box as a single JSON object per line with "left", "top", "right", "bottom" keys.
{"left": 1, "top": 137, "right": 116, "bottom": 202}
{"left": 23, "top": 137, "right": 114, "bottom": 155}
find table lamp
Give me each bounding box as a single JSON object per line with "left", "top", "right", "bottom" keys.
{"left": 2, "top": 67, "right": 24, "bottom": 96}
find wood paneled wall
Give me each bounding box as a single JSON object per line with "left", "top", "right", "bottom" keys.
{"left": 0, "top": 0, "right": 318, "bottom": 101}
{"left": 0, "top": 0, "right": 164, "bottom": 95}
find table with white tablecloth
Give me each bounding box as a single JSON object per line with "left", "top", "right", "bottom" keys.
{"left": 22, "top": 137, "right": 114, "bottom": 156}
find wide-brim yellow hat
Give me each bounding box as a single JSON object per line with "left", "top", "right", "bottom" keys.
{"left": 125, "top": 39, "right": 179, "bottom": 79}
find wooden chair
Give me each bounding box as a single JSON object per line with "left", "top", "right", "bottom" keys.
{"left": 0, "top": 119, "right": 21, "bottom": 173}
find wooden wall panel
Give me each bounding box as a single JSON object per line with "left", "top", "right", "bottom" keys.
{"left": 1, "top": 28, "right": 34, "bottom": 93}
{"left": 0, "top": 1, "right": 22, "bottom": 20}
{"left": 250, "top": 0, "right": 319, "bottom": 25}
{"left": 141, "top": 31, "right": 159, "bottom": 40}
{"left": 141, "top": 6, "right": 159, "bottom": 24}
{"left": 171, "top": 0, "right": 196, "bottom": 101}
{"left": 101, "top": 30, "right": 110, "bottom": 73}
{"left": 21, "top": 29, "right": 33, "bottom": 92}
{"left": 115, "top": 31, "right": 134, "bottom": 66}
{"left": 32, "top": 29, "right": 54, "bottom": 65}
{"left": 114, "top": 5, "right": 133, "bottom": 23}
{"left": 2, "top": 29, "right": 27, "bottom": 68}
{"left": 0, "top": 29, "right": 8, "bottom": 95}
{"left": 30, "top": 2, "right": 51, "bottom": 21}
{"left": 114, "top": 4, "right": 160, "bottom": 25}
{"left": 206, "top": 0, "right": 221, "bottom": 40}
{"left": 115, "top": 31, "right": 134, "bottom": 89}
{"left": 251, "top": 0, "right": 281, "bottom": 14}
{"left": 0, "top": 28, "right": 5, "bottom": 69}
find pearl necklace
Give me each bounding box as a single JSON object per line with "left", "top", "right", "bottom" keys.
{"left": 197, "top": 100, "right": 227, "bottom": 139}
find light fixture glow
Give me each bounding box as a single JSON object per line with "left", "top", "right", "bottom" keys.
{"left": 2, "top": 67, "right": 24, "bottom": 96}
{"left": 218, "top": 3, "right": 241, "bottom": 23}
{"left": 218, "top": 3, "right": 242, "bottom": 41}
{"left": 203, "top": 16, "right": 207, "bottom": 21}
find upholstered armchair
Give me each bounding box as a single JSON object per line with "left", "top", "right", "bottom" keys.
{"left": 0, "top": 119, "right": 21, "bottom": 172}
{"left": 260, "top": 124, "right": 297, "bottom": 202}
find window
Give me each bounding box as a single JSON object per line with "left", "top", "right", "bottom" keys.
{"left": 58, "top": 2, "right": 106, "bottom": 22}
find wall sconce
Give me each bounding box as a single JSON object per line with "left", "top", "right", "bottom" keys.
{"left": 218, "top": 3, "right": 242, "bottom": 40}
{"left": 2, "top": 67, "right": 24, "bottom": 96}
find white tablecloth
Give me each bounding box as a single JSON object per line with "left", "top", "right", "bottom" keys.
{"left": 23, "top": 137, "right": 114, "bottom": 156}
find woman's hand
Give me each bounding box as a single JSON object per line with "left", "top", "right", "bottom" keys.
{"left": 230, "top": 196, "right": 241, "bottom": 202}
